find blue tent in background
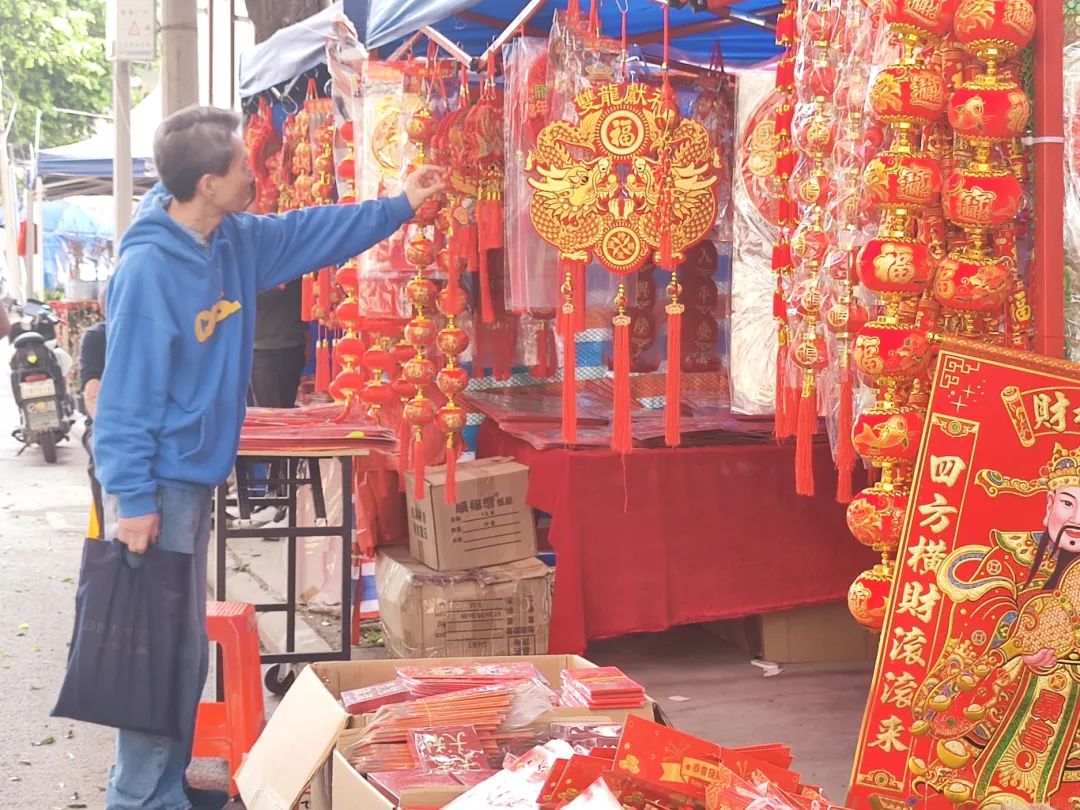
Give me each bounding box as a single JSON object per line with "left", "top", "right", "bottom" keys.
{"left": 239, "top": 0, "right": 780, "bottom": 98}
{"left": 40, "top": 200, "right": 112, "bottom": 291}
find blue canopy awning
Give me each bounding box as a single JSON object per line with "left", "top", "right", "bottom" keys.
{"left": 239, "top": 0, "right": 781, "bottom": 98}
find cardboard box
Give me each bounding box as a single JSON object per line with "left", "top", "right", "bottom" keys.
{"left": 705, "top": 602, "right": 879, "bottom": 664}
{"left": 406, "top": 456, "right": 537, "bottom": 571}
{"left": 236, "top": 655, "right": 658, "bottom": 810}
{"left": 376, "top": 545, "right": 553, "bottom": 659}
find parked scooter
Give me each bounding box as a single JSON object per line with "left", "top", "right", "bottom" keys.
{"left": 8, "top": 300, "right": 76, "bottom": 462}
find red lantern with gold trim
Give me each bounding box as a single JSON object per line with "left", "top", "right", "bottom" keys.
{"left": 883, "top": 0, "right": 957, "bottom": 40}
{"left": 869, "top": 65, "right": 947, "bottom": 125}
{"left": 852, "top": 408, "right": 924, "bottom": 465}
{"left": 934, "top": 248, "right": 1011, "bottom": 311}
{"left": 853, "top": 322, "right": 931, "bottom": 381}
{"left": 857, "top": 236, "right": 934, "bottom": 296}
{"left": 941, "top": 165, "right": 1023, "bottom": 228}
{"left": 846, "top": 484, "right": 909, "bottom": 553}
{"left": 948, "top": 80, "right": 1031, "bottom": 142}
{"left": 953, "top": 0, "right": 1036, "bottom": 62}
{"left": 863, "top": 151, "right": 943, "bottom": 212}
{"left": 848, "top": 561, "right": 895, "bottom": 631}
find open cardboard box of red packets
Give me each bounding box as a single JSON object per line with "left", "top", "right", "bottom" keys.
{"left": 235, "top": 655, "right": 659, "bottom": 810}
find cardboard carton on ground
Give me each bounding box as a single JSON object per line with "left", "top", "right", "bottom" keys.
{"left": 705, "top": 602, "right": 878, "bottom": 664}
{"left": 376, "top": 544, "right": 553, "bottom": 659}
{"left": 405, "top": 456, "right": 537, "bottom": 571}
{"left": 237, "top": 655, "right": 658, "bottom": 810}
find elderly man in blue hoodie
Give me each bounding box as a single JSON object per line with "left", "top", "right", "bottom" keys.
{"left": 93, "top": 106, "right": 444, "bottom": 810}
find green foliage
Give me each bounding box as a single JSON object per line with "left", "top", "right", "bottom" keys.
{"left": 0, "top": 0, "right": 111, "bottom": 151}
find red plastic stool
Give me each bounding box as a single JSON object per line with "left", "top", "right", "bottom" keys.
{"left": 194, "top": 601, "right": 265, "bottom": 796}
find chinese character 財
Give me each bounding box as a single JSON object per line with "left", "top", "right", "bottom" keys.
{"left": 1033, "top": 391, "right": 1070, "bottom": 433}
{"left": 896, "top": 582, "right": 941, "bottom": 623}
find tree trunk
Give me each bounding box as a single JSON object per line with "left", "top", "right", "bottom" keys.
{"left": 246, "top": 0, "right": 327, "bottom": 43}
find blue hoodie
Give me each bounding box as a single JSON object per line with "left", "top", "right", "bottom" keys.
{"left": 94, "top": 187, "right": 414, "bottom": 518}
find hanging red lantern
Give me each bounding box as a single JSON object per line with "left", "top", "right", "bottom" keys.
{"left": 934, "top": 248, "right": 1011, "bottom": 311}
{"left": 857, "top": 236, "right": 935, "bottom": 296}
{"left": 863, "top": 151, "right": 943, "bottom": 212}
{"left": 848, "top": 560, "right": 895, "bottom": 631}
{"left": 853, "top": 322, "right": 931, "bottom": 382}
{"left": 405, "top": 237, "right": 437, "bottom": 268}
{"left": 851, "top": 408, "right": 924, "bottom": 465}
{"left": 869, "top": 65, "right": 947, "bottom": 125}
{"left": 953, "top": 0, "right": 1036, "bottom": 62}
{"left": 883, "top": 0, "right": 957, "bottom": 40}
{"left": 948, "top": 79, "right": 1031, "bottom": 142}
{"left": 404, "top": 315, "right": 437, "bottom": 348}
{"left": 846, "top": 484, "right": 910, "bottom": 554}
{"left": 941, "top": 164, "right": 1023, "bottom": 228}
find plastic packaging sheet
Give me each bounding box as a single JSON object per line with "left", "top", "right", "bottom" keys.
{"left": 730, "top": 69, "right": 782, "bottom": 415}
{"left": 1066, "top": 43, "right": 1080, "bottom": 361}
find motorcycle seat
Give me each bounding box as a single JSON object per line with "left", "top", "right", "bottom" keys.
{"left": 12, "top": 331, "right": 46, "bottom": 349}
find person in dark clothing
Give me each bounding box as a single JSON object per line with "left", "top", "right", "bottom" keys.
{"left": 251, "top": 278, "right": 307, "bottom": 408}
{"left": 79, "top": 311, "right": 107, "bottom": 536}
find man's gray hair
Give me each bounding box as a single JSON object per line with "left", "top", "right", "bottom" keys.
{"left": 153, "top": 106, "right": 242, "bottom": 203}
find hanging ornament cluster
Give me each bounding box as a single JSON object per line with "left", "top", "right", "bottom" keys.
{"left": 820, "top": 0, "right": 880, "bottom": 504}
{"left": 771, "top": 0, "right": 802, "bottom": 439}
{"left": 845, "top": 0, "right": 955, "bottom": 631}
{"left": 526, "top": 3, "right": 721, "bottom": 451}
{"left": 786, "top": 0, "right": 843, "bottom": 497}
{"left": 938, "top": 0, "right": 1035, "bottom": 337}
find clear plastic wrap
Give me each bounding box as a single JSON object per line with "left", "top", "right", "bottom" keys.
{"left": 1066, "top": 42, "right": 1080, "bottom": 361}
{"left": 730, "top": 69, "right": 783, "bottom": 415}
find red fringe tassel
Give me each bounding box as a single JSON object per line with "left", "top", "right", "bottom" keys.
{"left": 572, "top": 263, "right": 586, "bottom": 333}
{"left": 478, "top": 250, "right": 496, "bottom": 324}
{"left": 317, "top": 268, "right": 331, "bottom": 322}
{"left": 396, "top": 415, "right": 410, "bottom": 492}
{"left": 532, "top": 320, "right": 557, "bottom": 379}
{"left": 835, "top": 365, "right": 855, "bottom": 504}
{"left": 315, "top": 340, "right": 331, "bottom": 393}
{"left": 665, "top": 308, "right": 682, "bottom": 448}
{"left": 561, "top": 311, "right": 578, "bottom": 445}
{"left": 443, "top": 436, "right": 458, "bottom": 507}
{"left": 612, "top": 316, "right": 632, "bottom": 454}
{"left": 795, "top": 373, "right": 816, "bottom": 497}
{"left": 411, "top": 430, "right": 426, "bottom": 501}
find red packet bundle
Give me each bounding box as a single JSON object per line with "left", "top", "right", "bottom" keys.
{"left": 367, "top": 770, "right": 462, "bottom": 803}
{"left": 410, "top": 726, "right": 487, "bottom": 774}
{"left": 549, "top": 722, "right": 623, "bottom": 751}
{"left": 561, "top": 777, "right": 624, "bottom": 810}
{"left": 561, "top": 668, "right": 645, "bottom": 709}
{"left": 719, "top": 749, "right": 800, "bottom": 795}
{"left": 548, "top": 755, "right": 613, "bottom": 807}
{"left": 704, "top": 768, "right": 799, "bottom": 810}
{"left": 582, "top": 771, "right": 704, "bottom": 810}
{"left": 398, "top": 663, "right": 548, "bottom": 697}
{"left": 350, "top": 685, "right": 515, "bottom": 772}
{"left": 341, "top": 678, "right": 412, "bottom": 716}
{"left": 613, "top": 716, "right": 722, "bottom": 799}
{"left": 443, "top": 740, "right": 575, "bottom": 810}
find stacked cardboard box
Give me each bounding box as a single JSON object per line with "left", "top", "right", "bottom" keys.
{"left": 376, "top": 457, "right": 550, "bottom": 659}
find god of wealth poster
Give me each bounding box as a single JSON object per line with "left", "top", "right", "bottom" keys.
{"left": 849, "top": 339, "right": 1080, "bottom": 810}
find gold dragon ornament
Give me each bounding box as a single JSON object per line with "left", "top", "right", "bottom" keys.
{"left": 526, "top": 81, "right": 721, "bottom": 450}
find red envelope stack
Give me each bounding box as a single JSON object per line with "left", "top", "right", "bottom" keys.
{"left": 560, "top": 668, "right": 645, "bottom": 710}
{"left": 398, "top": 663, "right": 549, "bottom": 698}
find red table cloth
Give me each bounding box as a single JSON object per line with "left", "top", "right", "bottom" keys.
{"left": 477, "top": 420, "right": 878, "bottom": 654}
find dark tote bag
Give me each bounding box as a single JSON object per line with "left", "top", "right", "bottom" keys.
{"left": 52, "top": 539, "right": 191, "bottom": 739}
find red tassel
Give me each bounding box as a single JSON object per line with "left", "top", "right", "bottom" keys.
{"left": 561, "top": 310, "right": 578, "bottom": 445}
{"left": 665, "top": 306, "right": 682, "bottom": 448}
{"left": 572, "top": 262, "right": 586, "bottom": 333}
{"left": 331, "top": 337, "right": 343, "bottom": 382}
{"left": 443, "top": 435, "right": 458, "bottom": 507}
{"left": 318, "top": 268, "right": 331, "bottom": 322}
{"left": 463, "top": 224, "right": 479, "bottom": 272}
{"left": 411, "top": 429, "right": 426, "bottom": 501}
{"left": 532, "top": 320, "right": 556, "bottom": 378}
{"left": 774, "top": 332, "right": 791, "bottom": 438}
{"left": 795, "top": 373, "right": 817, "bottom": 497}
{"left": 612, "top": 315, "right": 632, "bottom": 453}
{"left": 315, "top": 340, "right": 330, "bottom": 393}
{"left": 835, "top": 364, "right": 855, "bottom": 504}
{"left": 479, "top": 250, "right": 496, "bottom": 324}
{"left": 397, "top": 415, "right": 410, "bottom": 492}
{"left": 301, "top": 274, "right": 315, "bottom": 321}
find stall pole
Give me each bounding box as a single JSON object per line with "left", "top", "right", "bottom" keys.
{"left": 1032, "top": 0, "right": 1065, "bottom": 357}
{"left": 114, "top": 61, "right": 133, "bottom": 246}
{"left": 162, "top": 0, "right": 200, "bottom": 115}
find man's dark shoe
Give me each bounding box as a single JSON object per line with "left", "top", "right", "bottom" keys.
{"left": 186, "top": 784, "right": 230, "bottom": 809}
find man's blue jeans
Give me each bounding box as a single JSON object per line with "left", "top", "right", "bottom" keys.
{"left": 102, "top": 485, "right": 213, "bottom": 810}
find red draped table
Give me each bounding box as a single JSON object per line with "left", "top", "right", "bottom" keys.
{"left": 477, "top": 419, "right": 878, "bottom": 654}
